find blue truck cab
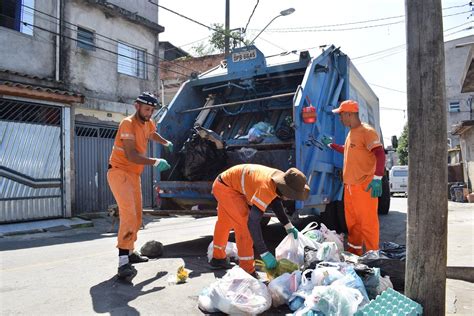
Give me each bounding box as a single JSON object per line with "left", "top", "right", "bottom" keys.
{"left": 155, "top": 45, "right": 390, "bottom": 222}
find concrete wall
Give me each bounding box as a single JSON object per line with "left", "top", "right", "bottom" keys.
{"left": 107, "top": 0, "right": 158, "bottom": 24}
{"left": 0, "top": 2, "right": 57, "bottom": 78}
{"left": 64, "top": 0, "right": 160, "bottom": 121}
{"left": 445, "top": 35, "right": 474, "bottom": 147}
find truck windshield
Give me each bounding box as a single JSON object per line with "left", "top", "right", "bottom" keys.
{"left": 393, "top": 170, "right": 408, "bottom": 177}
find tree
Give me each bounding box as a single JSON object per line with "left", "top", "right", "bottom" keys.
{"left": 397, "top": 123, "right": 408, "bottom": 165}
{"left": 209, "top": 24, "right": 245, "bottom": 53}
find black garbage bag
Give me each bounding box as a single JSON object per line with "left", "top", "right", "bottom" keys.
{"left": 182, "top": 128, "right": 227, "bottom": 181}
{"left": 359, "top": 245, "right": 406, "bottom": 292}
{"left": 380, "top": 241, "right": 406, "bottom": 260}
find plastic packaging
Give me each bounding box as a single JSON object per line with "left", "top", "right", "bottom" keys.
{"left": 207, "top": 241, "right": 238, "bottom": 262}
{"left": 268, "top": 271, "right": 301, "bottom": 307}
{"left": 198, "top": 266, "right": 272, "bottom": 315}
{"left": 311, "top": 267, "right": 345, "bottom": 286}
{"left": 314, "top": 285, "right": 364, "bottom": 316}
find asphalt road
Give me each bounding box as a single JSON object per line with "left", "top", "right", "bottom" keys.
{"left": 0, "top": 197, "right": 472, "bottom": 315}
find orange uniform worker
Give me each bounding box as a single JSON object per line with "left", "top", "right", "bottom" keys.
{"left": 108, "top": 92, "right": 173, "bottom": 282}
{"left": 209, "top": 164, "right": 310, "bottom": 277}
{"left": 323, "top": 100, "right": 386, "bottom": 256}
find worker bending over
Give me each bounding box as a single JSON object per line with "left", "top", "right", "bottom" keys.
{"left": 323, "top": 100, "right": 386, "bottom": 255}
{"left": 209, "top": 164, "right": 310, "bottom": 277}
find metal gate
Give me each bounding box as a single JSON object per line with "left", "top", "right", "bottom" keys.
{"left": 74, "top": 124, "right": 154, "bottom": 213}
{"left": 0, "top": 99, "right": 63, "bottom": 223}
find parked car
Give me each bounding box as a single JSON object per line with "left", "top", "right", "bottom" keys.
{"left": 389, "top": 165, "right": 408, "bottom": 196}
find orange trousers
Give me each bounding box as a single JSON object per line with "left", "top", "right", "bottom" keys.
{"left": 344, "top": 178, "right": 379, "bottom": 256}
{"left": 107, "top": 168, "right": 142, "bottom": 250}
{"left": 212, "top": 180, "right": 256, "bottom": 274}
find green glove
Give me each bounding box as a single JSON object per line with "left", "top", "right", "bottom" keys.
{"left": 154, "top": 159, "right": 171, "bottom": 172}
{"left": 321, "top": 136, "right": 333, "bottom": 147}
{"left": 365, "top": 178, "right": 382, "bottom": 198}
{"left": 284, "top": 223, "right": 299, "bottom": 239}
{"left": 260, "top": 252, "right": 278, "bottom": 270}
{"left": 165, "top": 141, "right": 174, "bottom": 153}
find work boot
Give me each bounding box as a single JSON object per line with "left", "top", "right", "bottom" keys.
{"left": 129, "top": 251, "right": 149, "bottom": 264}
{"left": 209, "top": 257, "right": 234, "bottom": 270}
{"left": 117, "top": 263, "right": 137, "bottom": 283}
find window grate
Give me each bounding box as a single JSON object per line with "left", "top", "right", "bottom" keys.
{"left": 0, "top": 99, "right": 61, "bottom": 126}
{"left": 77, "top": 27, "right": 95, "bottom": 50}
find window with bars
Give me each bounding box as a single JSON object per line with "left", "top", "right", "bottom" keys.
{"left": 0, "top": 0, "right": 35, "bottom": 35}
{"left": 0, "top": 99, "right": 61, "bottom": 126}
{"left": 77, "top": 27, "right": 95, "bottom": 50}
{"left": 117, "top": 42, "right": 146, "bottom": 79}
{"left": 449, "top": 101, "right": 460, "bottom": 112}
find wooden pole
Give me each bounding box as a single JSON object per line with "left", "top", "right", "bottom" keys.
{"left": 405, "top": 0, "right": 448, "bottom": 314}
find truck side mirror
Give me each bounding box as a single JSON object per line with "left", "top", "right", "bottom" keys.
{"left": 391, "top": 135, "right": 398, "bottom": 149}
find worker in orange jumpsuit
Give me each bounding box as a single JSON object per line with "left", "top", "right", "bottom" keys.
{"left": 322, "top": 100, "right": 386, "bottom": 256}
{"left": 209, "top": 164, "right": 310, "bottom": 277}
{"left": 108, "top": 92, "right": 173, "bottom": 282}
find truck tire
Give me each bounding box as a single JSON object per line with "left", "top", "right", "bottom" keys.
{"left": 378, "top": 175, "right": 391, "bottom": 215}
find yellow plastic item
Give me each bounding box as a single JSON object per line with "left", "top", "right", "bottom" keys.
{"left": 255, "top": 258, "right": 299, "bottom": 280}
{"left": 176, "top": 265, "right": 189, "bottom": 284}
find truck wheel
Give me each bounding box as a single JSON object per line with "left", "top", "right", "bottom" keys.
{"left": 378, "top": 175, "right": 391, "bottom": 215}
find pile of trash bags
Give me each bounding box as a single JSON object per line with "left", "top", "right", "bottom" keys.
{"left": 199, "top": 223, "right": 406, "bottom": 315}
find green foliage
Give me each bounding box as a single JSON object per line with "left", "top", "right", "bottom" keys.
{"left": 209, "top": 23, "right": 242, "bottom": 52}
{"left": 397, "top": 123, "right": 409, "bottom": 165}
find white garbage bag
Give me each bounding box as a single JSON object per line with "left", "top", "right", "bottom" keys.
{"left": 267, "top": 270, "right": 302, "bottom": 307}
{"left": 198, "top": 266, "right": 271, "bottom": 315}
{"left": 311, "top": 266, "right": 345, "bottom": 286}
{"left": 207, "top": 241, "right": 238, "bottom": 262}
{"left": 316, "top": 242, "right": 341, "bottom": 262}
{"left": 276, "top": 228, "right": 317, "bottom": 267}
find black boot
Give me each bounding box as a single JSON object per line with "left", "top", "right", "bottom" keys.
{"left": 129, "top": 251, "right": 149, "bottom": 264}
{"left": 117, "top": 263, "right": 137, "bottom": 282}
{"left": 209, "top": 257, "right": 234, "bottom": 270}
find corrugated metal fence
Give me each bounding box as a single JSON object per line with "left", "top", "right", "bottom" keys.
{"left": 0, "top": 99, "right": 63, "bottom": 223}
{"left": 74, "top": 124, "right": 154, "bottom": 214}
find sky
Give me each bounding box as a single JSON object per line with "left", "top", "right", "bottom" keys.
{"left": 157, "top": 0, "right": 474, "bottom": 143}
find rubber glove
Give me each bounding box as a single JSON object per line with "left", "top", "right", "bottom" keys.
{"left": 165, "top": 141, "right": 174, "bottom": 153}
{"left": 260, "top": 252, "right": 278, "bottom": 270}
{"left": 365, "top": 176, "right": 382, "bottom": 198}
{"left": 284, "top": 223, "right": 298, "bottom": 239}
{"left": 153, "top": 159, "right": 171, "bottom": 172}
{"left": 321, "top": 136, "right": 333, "bottom": 147}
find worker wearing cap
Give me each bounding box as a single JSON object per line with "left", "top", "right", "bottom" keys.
{"left": 322, "top": 100, "right": 386, "bottom": 256}
{"left": 209, "top": 164, "right": 310, "bottom": 277}
{"left": 108, "top": 92, "right": 173, "bottom": 281}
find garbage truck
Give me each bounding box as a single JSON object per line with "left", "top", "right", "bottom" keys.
{"left": 155, "top": 45, "right": 390, "bottom": 229}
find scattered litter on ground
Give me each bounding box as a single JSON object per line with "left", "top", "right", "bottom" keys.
{"left": 198, "top": 223, "right": 418, "bottom": 315}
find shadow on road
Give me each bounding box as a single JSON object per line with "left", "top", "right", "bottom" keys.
{"left": 90, "top": 271, "right": 167, "bottom": 315}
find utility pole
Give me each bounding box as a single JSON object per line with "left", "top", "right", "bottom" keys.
{"left": 405, "top": 0, "right": 448, "bottom": 314}
{"left": 224, "top": 0, "right": 230, "bottom": 56}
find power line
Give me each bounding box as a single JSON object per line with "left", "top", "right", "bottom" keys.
{"left": 148, "top": 0, "right": 243, "bottom": 43}
{"left": 6, "top": 0, "right": 201, "bottom": 74}
{"left": 256, "top": 35, "right": 288, "bottom": 52}
{"left": 352, "top": 44, "right": 406, "bottom": 59}
{"left": 370, "top": 83, "right": 407, "bottom": 94}
{"left": 243, "top": 0, "right": 260, "bottom": 34}
{"left": 0, "top": 13, "right": 190, "bottom": 78}
{"left": 262, "top": 3, "right": 470, "bottom": 32}
{"left": 257, "top": 9, "right": 471, "bottom": 33}
{"left": 444, "top": 26, "right": 473, "bottom": 37}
